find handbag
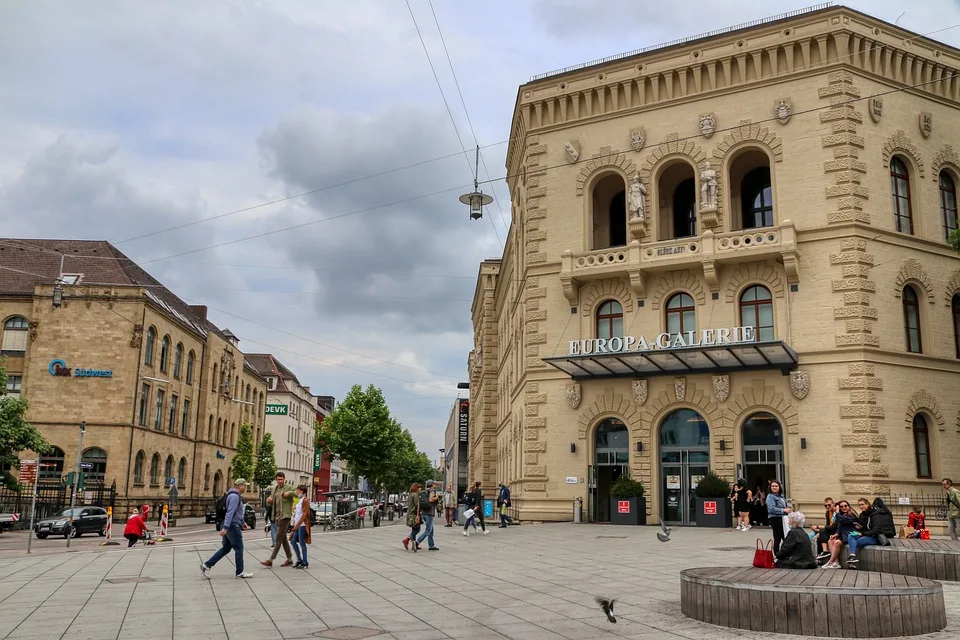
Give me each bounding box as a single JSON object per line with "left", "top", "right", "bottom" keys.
{"left": 878, "top": 533, "right": 890, "bottom": 546}
{"left": 753, "top": 538, "right": 776, "bottom": 568}
{"left": 781, "top": 515, "right": 791, "bottom": 534}
{"left": 920, "top": 529, "right": 931, "bottom": 540}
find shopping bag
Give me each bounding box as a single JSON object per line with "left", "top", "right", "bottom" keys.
{"left": 920, "top": 529, "right": 931, "bottom": 540}
{"left": 753, "top": 538, "right": 775, "bottom": 568}
{"left": 463, "top": 508, "right": 475, "bottom": 520}
{"left": 900, "top": 526, "right": 914, "bottom": 538}
{"left": 781, "top": 515, "right": 791, "bottom": 534}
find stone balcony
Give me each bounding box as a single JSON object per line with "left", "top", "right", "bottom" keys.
{"left": 559, "top": 219, "right": 798, "bottom": 303}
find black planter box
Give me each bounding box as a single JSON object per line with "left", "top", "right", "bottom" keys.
{"left": 695, "top": 497, "right": 732, "bottom": 528}
{"left": 610, "top": 496, "right": 647, "bottom": 525}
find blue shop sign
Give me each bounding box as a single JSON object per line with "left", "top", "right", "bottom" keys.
{"left": 49, "top": 359, "right": 113, "bottom": 378}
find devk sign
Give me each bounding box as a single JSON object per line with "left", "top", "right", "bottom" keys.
{"left": 458, "top": 399, "right": 469, "bottom": 443}
{"left": 569, "top": 326, "right": 757, "bottom": 356}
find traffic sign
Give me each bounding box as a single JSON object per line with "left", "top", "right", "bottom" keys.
{"left": 79, "top": 463, "right": 93, "bottom": 469}
{"left": 169, "top": 477, "right": 176, "bottom": 487}
{"left": 18, "top": 461, "right": 37, "bottom": 484}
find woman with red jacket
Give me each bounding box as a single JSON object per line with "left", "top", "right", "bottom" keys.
{"left": 123, "top": 509, "right": 148, "bottom": 547}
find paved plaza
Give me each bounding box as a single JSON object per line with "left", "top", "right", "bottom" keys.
{"left": 1, "top": 522, "right": 959, "bottom": 640}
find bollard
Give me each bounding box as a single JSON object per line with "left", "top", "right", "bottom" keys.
{"left": 100, "top": 506, "right": 121, "bottom": 546}
{"left": 155, "top": 504, "right": 173, "bottom": 542}
{"left": 573, "top": 497, "right": 583, "bottom": 524}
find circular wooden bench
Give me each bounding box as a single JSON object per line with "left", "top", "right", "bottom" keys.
{"left": 681, "top": 567, "right": 946, "bottom": 637}
{"left": 859, "top": 538, "right": 960, "bottom": 581}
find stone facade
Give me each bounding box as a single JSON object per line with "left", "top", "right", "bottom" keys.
{"left": 473, "top": 6, "right": 960, "bottom": 523}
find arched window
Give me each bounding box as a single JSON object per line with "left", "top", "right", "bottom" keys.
{"left": 902, "top": 285, "right": 922, "bottom": 353}
{"left": 207, "top": 415, "right": 214, "bottom": 441}
{"left": 133, "top": 451, "right": 145, "bottom": 484}
{"left": 80, "top": 448, "right": 107, "bottom": 484}
{"left": 216, "top": 418, "right": 222, "bottom": 443}
{"left": 230, "top": 422, "right": 236, "bottom": 447}
{"left": 941, "top": 171, "right": 958, "bottom": 241}
{"left": 213, "top": 471, "right": 223, "bottom": 497}
{"left": 159, "top": 336, "right": 170, "bottom": 372}
{"left": 891, "top": 157, "right": 913, "bottom": 234}
{"left": 39, "top": 446, "right": 64, "bottom": 480}
{"left": 953, "top": 294, "right": 960, "bottom": 359}
{"left": 204, "top": 464, "right": 211, "bottom": 491}
{"left": 150, "top": 453, "right": 160, "bottom": 486}
{"left": 1, "top": 316, "right": 29, "bottom": 354}
{"left": 673, "top": 178, "right": 697, "bottom": 238}
{"left": 164, "top": 455, "right": 174, "bottom": 485}
{"left": 144, "top": 327, "right": 156, "bottom": 366}
{"left": 173, "top": 343, "right": 183, "bottom": 379}
{"left": 739, "top": 285, "right": 774, "bottom": 341}
{"left": 591, "top": 173, "right": 627, "bottom": 250}
{"left": 177, "top": 458, "right": 187, "bottom": 488}
{"left": 186, "top": 350, "right": 195, "bottom": 384}
{"left": 212, "top": 363, "right": 218, "bottom": 392}
{"left": 596, "top": 300, "right": 623, "bottom": 340}
{"left": 656, "top": 162, "right": 696, "bottom": 240}
{"left": 913, "top": 414, "right": 932, "bottom": 478}
{"left": 741, "top": 167, "right": 774, "bottom": 229}
{"left": 666, "top": 293, "right": 696, "bottom": 338}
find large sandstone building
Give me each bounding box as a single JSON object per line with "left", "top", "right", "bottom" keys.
{"left": 470, "top": 5, "right": 960, "bottom": 523}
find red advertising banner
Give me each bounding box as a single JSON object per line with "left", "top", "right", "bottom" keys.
{"left": 703, "top": 500, "right": 717, "bottom": 515}
{"left": 617, "top": 500, "right": 630, "bottom": 514}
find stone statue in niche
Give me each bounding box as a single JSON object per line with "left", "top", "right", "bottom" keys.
{"left": 630, "top": 129, "right": 645, "bottom": 152}
{"left": 563, "top": 140, "right": 580, "bottom": 163}
{"left": 699, "top": 113, "right": 716, "bottom": 138}
{"left": 775, "top": 99, "right": 792, "bottom": 124}
{"left": 700, "top": 162, "right": 718, "bottom": 211}
{"left": 628, "top": 175, "right": 647, "bottom": 221}
{"left": 919, "top": 112, "right": 933, "bottom": 138}
{"left": 566, "top": 382, "right": 582, "bottom": 410}
{"left": 870, "top": 97, "right": 883, "bottom": 123}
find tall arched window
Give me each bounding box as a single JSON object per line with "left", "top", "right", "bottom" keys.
{"left": 591, "top": 173, "right": 627, "bottom": 250}
{"left": 230, "top": 422, "right": 236, "bottom": 447}
{"left": 204, "top": 464, "right": 211, "bottom": 491}
{"left": 159, "top": 336, "right": 170, "bottom": 372}
{"left": 186, "top": 350, "right": 196, "bottom": 384}
{"left": 80, "top": 448, "right": 107, "bottom": 484}
{"left": 596, "top": 300, "right": 623, "bottom": 340}
{"left": 741, "top": 166, "right": 774, "bottom": 229}
{"left": 902, "top": 285, "right": 922, "bottom": 353}
{"left": 1, "top": 316, "right": 29, "bottom": 354}
{"left": 941, "top": 171, "right": 958, "bottom": 241}
{"left": 133, "top": 450, "right": 145, "bottom": 484}
{"left": 164, "top": 455, "right": 174, "bottom": 485}
{"left": 144, "top": 327, "right": 156, "bottom": 366}
{"left": 891, "top": 157, "right": 913, "bottom": 234}
{"left": 173, "top": 343, "right": 183, "bottom": 379}
{"left": 673, "top": 178, "right": 697, "bottom": 238}
{"left": 213, "top": 471, "right": 223, "bottom": 497}
{"left": 739, "top": 285, "right": 774, "bottom": 341}
{"left": 177, "top": 458, "right": 187, "bottom": 488}
{"left": 953, "top": 294, "right": 960, "bottom": 359}
{"left": 666, "top": 293, "right": 696, "bottom": 338}
{"left": 150, "top": 453, "right": 161, "bottom": 486}
{"left": 39, "top": 446, "right": 65, "bottom": 480}
{"left": 913, "top": 414, "right": 932, "bottom": 478}
{"left": 216, "top": 418, "right": 222, "bottom": 443}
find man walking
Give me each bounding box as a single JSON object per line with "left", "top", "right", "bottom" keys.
{"left": 201, "top": 478, "right": 253, "bottom": 579}
{"left": 497, "top": 482, "right": 514, "bottom": 527}
{"left": 943, "top": 478, "right": 960, "bottom": 541}
{"left": 262, "top": 472, "right": 296, "bottom": 567}
{"left": 415, "top": 480, "right": 440, "bottom": 551}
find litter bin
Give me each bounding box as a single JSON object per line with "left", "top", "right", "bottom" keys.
{"left": 573, "top": 497, "right": 583, "bottom": 524}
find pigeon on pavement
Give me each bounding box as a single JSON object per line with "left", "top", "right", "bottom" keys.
{"left": 657, "top": 519, "right": 672, "bottom": 542}
{"left": 596, "top": 597, "right": 617, "bottom": 623}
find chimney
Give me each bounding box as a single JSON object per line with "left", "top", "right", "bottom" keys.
{"left": 189, "top": 305, "right": 208, "bottom": 321}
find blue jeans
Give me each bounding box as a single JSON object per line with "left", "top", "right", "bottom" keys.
{"left": 416, "top": 514, "right": 435, "bottom": 547}
{"left": 205, "top": 524, "right": 244, "bottom": 575}
{"left": 291, "top": 526, "right": 307, "bottom": 564}
{"left": 849, "top": 535, "right": 878, "bottom": 556}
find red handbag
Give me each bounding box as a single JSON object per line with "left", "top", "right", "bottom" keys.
{"left": 920, "top": 529, "right": 931, "bottom": 540}
{"left": 753, "top": 538, "right": 776, "bottom": 568}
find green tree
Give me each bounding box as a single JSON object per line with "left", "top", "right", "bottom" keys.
{"left": 315, "top": 384, "right": 402, "bottom": 492}
{"left": 950, "top": 228, "right": 960, "bottom": 254}
{"left": 254, "top": 432, "right": 277, "bottom": 490}
{"left": 0, "top": 361, "right": 50, "bottom": 490}
{"left": 231, "top": 423, "right": 255, "bottom": 483}
{"left": 381, "top": 428, "right": 434, "bottom": 494}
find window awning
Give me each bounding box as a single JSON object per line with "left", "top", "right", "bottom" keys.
{"left": 542, "top": 340, "right": 799, "bottom": 379}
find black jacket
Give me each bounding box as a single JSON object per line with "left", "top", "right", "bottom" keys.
{"left": 862, "top": 498, "right": 896, "bottom": 539}
{"left": 776, "top": 527, "right": 817, "bottom": 569}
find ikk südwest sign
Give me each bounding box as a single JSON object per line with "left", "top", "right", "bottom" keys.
{"left": 48, "top": 359, "right": 113, "bottom": 378}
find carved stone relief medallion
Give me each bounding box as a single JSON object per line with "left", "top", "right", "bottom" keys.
{"left": 566, "top": 382, "right": 582, "bottom": 410}
{"left": 775, "top": 99, "right": 792, "bottom": 124}
{"left": 629, "top": 128, "right": 646, "bottom": 152}
{"left": 713, "top": 375, "right": 730, "bottom": 403}
{"left": 563, "top": 140, "right": 580, "bottom": 163}
{"left": 870, "top": 97, "right": 883, "bottom": 123}
{"left": 698, "top": 113, "right": 716, "bottom": 138}
{"left": 632, "top": 379, "right": 648, "bottom": 406}
{"left": 789, "top": 370, "right": 810, "bottom": 400}
{"left": 674, "top": 377, "right": 686, "bottom": 402}
{"left": 919, "top": 112, "right": 933, "bottom": 139}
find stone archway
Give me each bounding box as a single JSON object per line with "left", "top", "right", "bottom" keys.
{"left": 906, "top": 390, "right": 945, "bottom": 431}
{"left": 881, "top": 130, "right": 925, "bottom": 178}
{"left": 894, "top": 259, "right": 935, "bottom": 304}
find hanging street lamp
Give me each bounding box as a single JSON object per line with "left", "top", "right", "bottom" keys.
{"left": 459, "top": 145, "right": 492, "bottom": 220}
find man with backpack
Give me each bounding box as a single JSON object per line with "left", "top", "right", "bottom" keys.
{"left": 261, "top": 472, "right": 296, "bottom": 568}
{"left": 201, "top": 478, "right": 253, "bottom": 579}
{"left": 497, "top": 483, "right": 514, "bottom": 528}
{"left": 415, "top": 479, "right": 440, "bottom": 551}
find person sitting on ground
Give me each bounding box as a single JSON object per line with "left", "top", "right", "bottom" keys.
{"left": 775, "top": 511, "right": 817, "bottom": 569}
{"left": 123, "top": 508, "right": 149, "bottom": 547}
{"left": 847, "top": 497, "right": 896, "bottom": 569}
{"left": 821, "top": 500, "right": 859, "bottom": 569}
{"left": 907, "top": 505, "right": 926, "bottom": 538}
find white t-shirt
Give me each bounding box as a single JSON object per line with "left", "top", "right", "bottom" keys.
{"left": 293, "top": 498, "right": 305, "bottom": 528}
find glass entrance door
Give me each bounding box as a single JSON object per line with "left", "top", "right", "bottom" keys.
{"left": 661, "top": 449, "right": 710, "bottom": 525}
{"left": 741, "top": 412, "right": 786, "bottom": 495}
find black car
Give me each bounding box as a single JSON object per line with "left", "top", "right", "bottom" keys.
{"left": 206, "top": 503, "right": 256, "bottom": 530}
{"left": 35, "top": 507, "right": 108, "bottom": 539}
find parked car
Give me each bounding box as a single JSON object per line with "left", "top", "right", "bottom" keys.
{"left": 206, "top": 503, "right": 256, "bottom": 530}
{"left": 311, "top": 501, "right": 332, "bottom": 525}
{"left": 35, "top": 507, "right": 108, "bottom": 539}
{"left": 0, "top": 512, "right": 20, "bottom": 532}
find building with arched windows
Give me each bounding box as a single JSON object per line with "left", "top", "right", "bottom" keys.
{"left": 470, "top": 5, "right": 960, "bottom": 524}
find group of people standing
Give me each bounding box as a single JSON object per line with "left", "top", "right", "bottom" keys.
{"left": 403, "top": 480, "right": 515, "bottom": 552}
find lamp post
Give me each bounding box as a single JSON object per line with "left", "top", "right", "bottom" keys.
{"left": 458, "top": 146, "right": 493, "bottom": 220}
{"left": 439, "top": 448, "right": 446, "bottom": 490}
{"left": 65, "top": 421, "right": 86, "bottom": 549}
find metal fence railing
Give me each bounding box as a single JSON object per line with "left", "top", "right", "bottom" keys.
{"left": 0, "top": 482, "right": 115, "bottom": 530}
{"left": 887, "top": 494, "right": 949, "bottom": 521}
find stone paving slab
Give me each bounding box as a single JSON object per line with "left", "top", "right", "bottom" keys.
{"left": 0, "top": 522, "right": 958, "bottom": 639}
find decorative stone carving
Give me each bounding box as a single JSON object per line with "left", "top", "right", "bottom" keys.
{"left": 472, "top": 344, "right": 482, "bottom": 377}
{"left": 775, "top": 99, "right": 792, "bottom": 124}
{"left": 630, "top": 128, "right": 646, "bottom": 152}
{"left": 933, "top": 145, "right": 959, "bottom": 182}
{"left": 906, "top": 389, "right": 944, "bottom": 430}
{"left": 632, "top": 379, "right": 648, "bottom": 406}
{"left": 712, "top": 375, "right": 730, "bottom": 403}
{"left": 919, "top": 112, "right": 933, "bottom": 139}
{"left": 674, "top": 377, "right": 686, "bottom": 402}
{"left": 628, "top": 175, "right": 646, "bottom": 221}
{"left": 566, "top": 382, "right": 582, "bottom": 410}
{"left": 130, "top": 324, "right": 143, "bottom": 348}
{"left": 881, "top": 130, "right": 925, "bottom": 178}
{"left": 699, "top": 113, "right": 716, "bottom": 138}
{"left": 563, "top": 140, "right": 580, "bottom": 163}
{"left": 700, "top": 161, "right": 718, "bottom": 211}
{"left": 29, "top": 320, "right": 40, "bottom": 343}
{"left": 870, "top": 97, "right": 883, "bottom": 123}
{"left": 789, "top": 370, "right": 810, "bottom": 400}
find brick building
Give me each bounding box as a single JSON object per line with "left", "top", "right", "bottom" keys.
{"left": 0, "top": 238, "right": 268, "bottom": 513}
{"left": 471, "top": 6, "right": 960, "bottom": 523}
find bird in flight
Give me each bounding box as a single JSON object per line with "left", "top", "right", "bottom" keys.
{"left": 596, "top": 597, "right": 617, "bottom": 623}
{"left": 657, "top": 519, "right": 672, "bottom": 542}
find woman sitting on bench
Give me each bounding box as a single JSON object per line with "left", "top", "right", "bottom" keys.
{"left": 775, "top": 511, "right": 817, "bottom": 569}
{"left": 820, "top": 500, "right": 859, "bottom": 569}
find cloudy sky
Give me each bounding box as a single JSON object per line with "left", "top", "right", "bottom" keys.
{"left": 1, "top": 1, "right": 957, "bottom": 459}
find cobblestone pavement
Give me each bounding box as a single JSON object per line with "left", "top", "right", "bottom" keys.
{"left": 0, "top": 522, "right": 958, "bottom": 639}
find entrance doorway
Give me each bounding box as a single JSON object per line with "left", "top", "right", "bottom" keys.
{"left": 589, "top": 418, "right": 629, "bottom": 522}
{"left": 659, "top": 409, "right": 710, "bottom": 525}
{"left": 741, "top": 412, "right": 785, "bottom": 495}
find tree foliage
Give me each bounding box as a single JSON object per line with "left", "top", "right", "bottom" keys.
{"left": 232, "top": 423, "right": 255, "bottom": 483}
{"left": 950, "top": 228, "right": 960, "bottom": 254}
{"left": 254, "top": 432, "right": 277, "bottom": 489}
{"left": 381, "top": 428, "right": 434, "bottom": 494}
{"left": 0, "top": 360, "right": 50, "bottom": 491}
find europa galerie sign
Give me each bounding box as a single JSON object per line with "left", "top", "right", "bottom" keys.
{"left": 265, "top": 404, "right": 289, "bottom": 416}
{"left": 48, "top": 359, "right": 113, "bottom": 378}
{"left": 568, "top": 326, "right": 757, "bottom": 356}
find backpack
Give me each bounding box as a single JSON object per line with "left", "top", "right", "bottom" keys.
{"left": 214, "top": 492, "right": 229, "bottom": 525}
{"left": 418, "top": 489, "right": 434, "bottom": 512}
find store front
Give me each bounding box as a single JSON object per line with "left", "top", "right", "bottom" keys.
{"left": 588, "top": 418, "right": 629, "bottom": 522}
{"left": 659, "top": 409, "right": 710, "bottom": 525}
{"left": 740, "top": 411, "right": 785, "bottom": 494}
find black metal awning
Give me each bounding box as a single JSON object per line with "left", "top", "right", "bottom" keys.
{"left": 542, "top": 340, "right": 799, "bottom": 380}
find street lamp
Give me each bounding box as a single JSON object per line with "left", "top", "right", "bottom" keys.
{"left": 65, "top": 421, "right": 85, "bottom": 550}
{"left": 52, "top": 282, "right": 64, "bottom": 308}
{"left": 459, "top": 146, "right": 493, "bottom": 220}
